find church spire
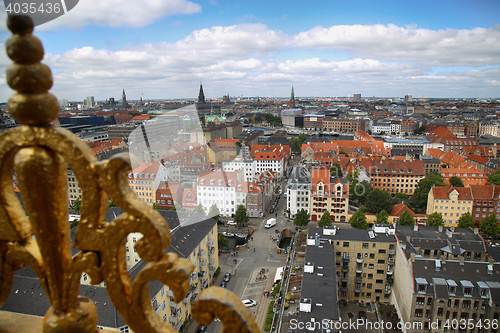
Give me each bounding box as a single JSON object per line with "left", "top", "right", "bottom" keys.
{"left": 122, "top": 89, "right": 127, "bottom": 108}
{"left": 290, "top": 85, "right": 295, "bottom": 108}
{"left": 198, "top": 83, "right": 206, "bottom": 104}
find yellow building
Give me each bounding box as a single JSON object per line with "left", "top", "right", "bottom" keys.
{"left": 426, "top": 186, "right": 473, "bottom": 227}
{"left": 127, "top": 162, "right": 167, "bottom": 207}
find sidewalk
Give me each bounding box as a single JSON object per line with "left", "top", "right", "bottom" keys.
{"left": 252, "top": 266, "right": 279, "bottom": 331}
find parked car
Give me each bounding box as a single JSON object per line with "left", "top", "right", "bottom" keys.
{"left": 197, "top": 326, "right": 207, "bottom": 333}
{"left": 242, "top": 299, "right": 257, "bottom": 307}
{"left": 227, "top": 220, "right": 237, "bottom": 226}
{"left": 220, "top": 281, "right": 226, "bottom": 288}
{"left": 224, "top": 272, "right": 231, "bottom": 282}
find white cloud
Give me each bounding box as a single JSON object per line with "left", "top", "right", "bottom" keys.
{"left": 0, "top": 0, "right": 201, "bottom": 31}
{"left": 1, "top": 22, "right": 499, "bottom": 101}
{"left": 293, "top": 24, "right": 500, "bottom": 67}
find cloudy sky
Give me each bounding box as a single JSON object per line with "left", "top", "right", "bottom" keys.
{"left": 1, "top": 0, "right": 499, "bottom": 102}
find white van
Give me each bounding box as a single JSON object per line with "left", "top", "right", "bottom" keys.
{"left": 265, "top": 218, "right": 276, "bottom": 228}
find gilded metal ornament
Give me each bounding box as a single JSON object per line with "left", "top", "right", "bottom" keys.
{"left": 0, "top": 15, "right": 260, "bottom": 333}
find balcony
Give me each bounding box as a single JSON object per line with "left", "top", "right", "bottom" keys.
{"left": 209, "top": 258, "right": 215, "bottom": 267}
{"left": 355, "top": 267, "right": 363, "bottom": 273}
{"left": 388, "top": 249, "right": 395, "bottom": 255}
{"left": 208, "top": 238, "right": 215, "bottom": 247}
{"left": 387, "top": 257, "right": 395, "bottom": 264}
{"left": 209, "top": 247, "right": 215, "bottom": 256}
{"left": 386, "top": 266, "right": 394, "bottom": 275}
{"left": 170, "top": 300, "right": 177, "bottom": 307}
{"left": 355, "top": 277, "right": 362, "bottom": 283}
{"left": 341, "top": 277, "right": 348, "bottom": 283}
{"left": 200, "top": 259, "right": 207, "bottom": 268}
{"left": 354, "top": 288, "right": 361, "bottom": 293}
{"left": 167, "top": 290, "right": 174, "bottom": 297}
{"left": 356, "top": 257, "right": 363, "bottom": 263}
{"left": 174, "top": 320, "right": 183, "bottom": 331}
{"left": 198, "top": 249, "right": 206, "bottom": 257}
{"left": 183, "top": 291, "right": 193, "bottom": 304}
{"left": 342, "top": 267, "right": 349, "bottom": 272}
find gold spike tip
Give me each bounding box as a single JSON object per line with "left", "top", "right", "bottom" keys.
{"left": 7, "top": 15, "right": 34, "bottom": 35}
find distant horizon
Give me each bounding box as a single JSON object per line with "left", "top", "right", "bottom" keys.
{"left": 1, "top": 0, "right": 499, "bottom": 101}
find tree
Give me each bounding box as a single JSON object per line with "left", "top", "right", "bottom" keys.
{"left": 108, "top": 200, "right": 117, "bottom": 208}
{"left": 349, "top": 210, "right": 368, "bottom": 229}
{"left": 330, "top": 163, "right": 342, "bottom": 178}
{"left": 208, "top": 204, "right": 220, "bottom": 220}
{"left": 376, "top": 210, "right": 388, "bottom": 224}
{"left": 217, "top": 234, "right": 228, "bottom": 248}
{"left": 413, "top": 171, "right": 446, "bottom": 210}
{"left": 73, "top": 197, "right": 81, "bottom": 213}
{"left": 255, "top": 116, "right": 262, "bottom": 123}
{"left": 365, "top": 189, "right": 393, "bottom": 215}
{"left": 427, "top": 212, "right": 444, "bottom": 227}
{"left": 398, "top": 211, "right": 415, "bottom": 226}
{"left": 488, "top": 170, "right": 500, "bottom": 185}
{"left": 480, "top": 214, "right": 500, "bottom": 238}
{"left": 128, "top": 111, "right": 140, "bottom": 117}
{"left": 298, "top": 133, "right": 307, "bottom": 143}
{"left": 318, "top": 211, "right": 332, "bottom": 227}
{"left": 339, "top": 151, "right": 349, "bottom": 157}
{"left": 355, "top": 180, "right": 372, "bottom": 204}
{"left": 152, "top": 203, "right": 161, "bottom": 210}
{"left": 294, "top": 209, "right": 310, "bottom": 227}
{"left": 449, "top": 176, "right": 464, "bottom": 187}
{"left": 234, "top": 205, "right": 249, "bottom": 224}
{"left": 394, "top": 193, "right": 409, "bottom": 200}
{"left": 194, "top": 203, "right": 206, "bottom": 215}
{"left": 457, "top": 212, "right": 475, "bottom": 229}
{"left": 291, "top": 137, "right": 302, "bottom": 152}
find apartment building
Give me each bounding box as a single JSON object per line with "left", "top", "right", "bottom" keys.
{"left": 254, "top": 149, "right": 286, "bottom": 179}
{"left": 155, "top": 181, "right": 181, "bottom": 210}
{"left": 312, "top": 225, "right": 397, "bottom": 303}
{"left": 310, "top": 167, "right": 349, "bottom": 223}
{"left": 422, "top": 157, "right": 441, "bottom": 175}
{"left": 470, "top": 185, "right": 500, "bottom": 225}
{"left": 392, "top": 226, "right": 499, "bottom": 333}
{"left": 303, "top": 114, "right": 324, "bottom": 130}
{"left": 128, "top": 162, "right": 168, "bottom": 206}
{"left": 479, "top": 121, "right": 500, "bottom": 137}
{"left": 67, "top": 167, "right": 82, "bottom": 204}
{"left": 196, "top": 170, "right": 243, "bottom": 217}
{"left": 426, "top": 186, "right": 473, "bottom": 227}
{"left": 286, "top": 164, "right": 311, "bottom": 218}
{"left": 182, "top": 188, "right": 197, "bottom": 212}
{"left": 222, "top": 155, "right": 257, "bottom": 181}
{"left": 322, "top": 117, "right": 365, "bottom": 133}
{"left": 234, "top": 170, "right": 277, "bottom": 218}
{"left": 358, "top": 158, "right": 425, "bottom": 195}
{"left": 440, "top": 166, "right": 487, "bottom": 186}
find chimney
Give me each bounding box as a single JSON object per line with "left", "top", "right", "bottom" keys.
{"left": 410, "top": 253, "right": 416, "bottom": 262}
{"left": 406, "top": 235, "right": 411, "bottom": 243}
{"left": 440, "top": 255, "right": 446, "bottom": 263}
{"left": 488, "top": 257, "right": 495, "bottom": 265}
{"left": 414, "top": 225, "right": 419, "bottom": 232}
{"left": 438, "top": 226, "right": 443, "bottom": 233}
{"left": 459, "top": 256, "right": 465, "bottom": 265}
{"left": 446, "top": 228, "right": 453, "bottom": 238}
{"left": 474, "top": 227, "right": 479, "bottom": 235}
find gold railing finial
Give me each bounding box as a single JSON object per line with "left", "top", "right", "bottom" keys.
{"left": 1, "top": 15, "right": 260, "bottom": 333}
{"left": 6, "top": 15, "right": 59, "bottom": 125}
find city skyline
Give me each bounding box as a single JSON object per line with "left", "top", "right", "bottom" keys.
{"left": 0, "top": 0, "right": 499, "bottom": 101}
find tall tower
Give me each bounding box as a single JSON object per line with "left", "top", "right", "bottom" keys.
{"left": 198, "top": 83, "right": 206, "bottom": 104}
{"left": 122, "top": 89, "right": 127, "bottom": 108}
{"left": 290, "top": 85, "right": 296, "bottom": 108}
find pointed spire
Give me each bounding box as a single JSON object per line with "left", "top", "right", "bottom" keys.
{"left": 290, "top": 85, "right": 296, "bottom": 108}
{"left": 122, "top": 89, "right": 126, "bottom": 98}
{"left": 198, "top": 83, "right": 205, "bottom": 104}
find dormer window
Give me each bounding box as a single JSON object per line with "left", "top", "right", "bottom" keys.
{"left": 416, "top": 278, "right": 428, "bottom": 294}
{"left": 210, "top": 179, "right": 215, "bottom": 185}
{"left": 477, "top": 281, "right": 489, "bottom": 298}
{"left": 461, "top": 280, "right": 474, "bottom": 297}
{"left": 200, "top": 179, "right": 205, "bottom": 185}
{"left": 218, "top": 179, "right": 223, "bottom": 185}
{"left": 151, "top": 173, "right": 155, "bottom": 179}
{"left": 128, "top": 173, "right": 133, "bottom": 178}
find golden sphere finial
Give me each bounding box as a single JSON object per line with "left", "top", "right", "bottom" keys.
{"left": 6, "top": 15, "right": 59, "bottom": 125}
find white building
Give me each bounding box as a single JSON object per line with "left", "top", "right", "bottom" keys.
{"left": 222, "top": 155, "right": 257, "bottom": 181}
{"left": 196, "top": 170, "right": 243, "bottom": 217}
{"left": 286, "top": 165, "right": 311, "bottom": 218}
{"left": 255, "top": 150, "right": 285, "bottom": 179}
